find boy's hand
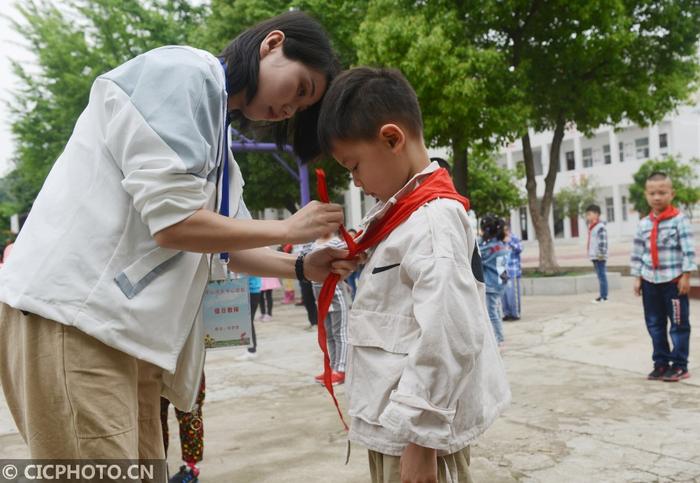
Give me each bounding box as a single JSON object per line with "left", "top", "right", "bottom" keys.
{"left": 303, "top": 247, "right": 365, "bottom": 283}
{"left": 633, "top": 277, "right": 642, "bottom": 296}
{"left": 677, "top": 273, "right": 691, "bottom": 295}
{"left": 399, "top": 443, "right": 437, "bottom": 483}
{"left": 282, "top": 201, "right": 344, "bottom": 244}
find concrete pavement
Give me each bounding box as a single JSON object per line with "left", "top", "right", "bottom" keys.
{"left": 1, "top": 278, "right": 699, "bottom": 482}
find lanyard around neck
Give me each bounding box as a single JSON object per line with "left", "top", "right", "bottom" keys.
{"left": 219, "top": 60, "right": 231, "bottom": 264}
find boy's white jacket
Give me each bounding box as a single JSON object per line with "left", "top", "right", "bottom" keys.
{"left": 348, "top": 163, "right": 511, "bottom": 456}
{"left": 0, "top": 46, "right": 248, "bottom": 411}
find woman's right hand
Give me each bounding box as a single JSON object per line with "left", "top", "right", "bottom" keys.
{"left": 282, "top": 201, "right": 344, "bottom": 243}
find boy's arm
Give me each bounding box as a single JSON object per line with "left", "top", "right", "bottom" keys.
{"left": 377, "top": 255, "right": 486, "bottom": 451}
{"left": 598, "top": 226, "right": 608, "bottom": 259}
{"left": 678, "top": 216, "right": 697, "bottom": 274}
{"left": 677, "top": 216, "right": 697, "bottom": 295}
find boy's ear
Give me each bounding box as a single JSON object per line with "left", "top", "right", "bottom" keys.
{"left": 260, "top": 30, "right": 285, "bottom": 58}
{"left": 378, "top": 124, "right": 405, "bottom": 152}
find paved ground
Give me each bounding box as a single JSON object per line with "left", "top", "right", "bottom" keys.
{"left": 1, "top": 277, "right": 699, "bottom": 482}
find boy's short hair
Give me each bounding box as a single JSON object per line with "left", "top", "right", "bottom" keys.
{"left": 318, "top": 67, "right": 423, "bottom": 155}
{"left": 585, "top": 204, "right": 601, "bottom": 215}
{"left": 646, "top": 171, "right": 672, "bottom": 184}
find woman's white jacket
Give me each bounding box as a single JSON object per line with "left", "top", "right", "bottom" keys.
{"left": 0, "top": 46, "right": 247, "bottom": 411}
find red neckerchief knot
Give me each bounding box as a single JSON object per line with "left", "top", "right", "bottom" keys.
{"left": 649, "top": 205, "right": 679, "bottom": 268}
{"left": 314, "top": 167, "right": 469, "bottom": 429}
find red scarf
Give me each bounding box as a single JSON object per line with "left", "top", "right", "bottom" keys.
{"left": 649, "top": 205, "right": 680, "bottom": 268}
{"left": 587, "top": 220, "right": 599, "bottom": 253}
{"left": 315, "top": 167, "right": 469, "bottom": 429}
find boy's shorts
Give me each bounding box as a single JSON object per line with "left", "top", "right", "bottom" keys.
{"left": 368, "top": 446, "right": 472, "bottom": 483}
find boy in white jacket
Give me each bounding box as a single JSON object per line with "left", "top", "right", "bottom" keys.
{"left": 317, "top": 68, "right": 510, "bottom": 482}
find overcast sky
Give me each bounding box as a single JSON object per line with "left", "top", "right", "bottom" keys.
{"left": 0, "top": 0, "right": 34, "bottom": 176}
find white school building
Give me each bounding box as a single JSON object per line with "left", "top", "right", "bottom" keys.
{"left": 496, "top": 104, "right": 700, "bottom": 242}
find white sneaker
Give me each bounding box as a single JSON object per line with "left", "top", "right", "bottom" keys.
{"left": 235, "top": 351, "right": 258, "bottom": 361}
{"left": 592, "top": 297, "right": 607, "bottom": 304}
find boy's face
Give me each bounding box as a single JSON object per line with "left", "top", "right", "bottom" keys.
{"left": 331, "top": 128, "right": 412, "bottom": 203}
{"left": 585, "top": 211, "right": 599, "bottom": 224}
{"left": 644, "top": 179, "right": 674, "bottom": 214}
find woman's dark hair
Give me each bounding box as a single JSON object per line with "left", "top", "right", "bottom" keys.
{"left": 220, "top": 11, "right": 340, "bottom": 162}
{"left": 480, "top": 215, "right": 506, "bottom": 241}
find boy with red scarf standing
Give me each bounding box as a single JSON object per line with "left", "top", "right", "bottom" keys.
{"left": 631, "top": 172, "right": 696, "bottom": 382}
{"left": 585, "top": 204, "right": 609, "bottom": 302}
{"left": 315, "top": 67, "right": 510, "bottom": 483}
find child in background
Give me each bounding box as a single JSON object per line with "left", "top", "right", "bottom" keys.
{"left": 281, "top": 244, "right": 297, "bottom": 303}
{"left": 586, "top": 204, "right": 609, "bottom": 303}
{"left": 312, "top": 232, "right": 349, "bottom": 385}
{"left": 631, "top": 172, "right": 696, "bottom": 382}
{"left": 236, "top": 275, "right": 262, "bottom": 361}
{"left": 317, "top": 67, "right": 509, "bottom": 483}
{"left": 259, "top": 276, "right": 281, "bottom": 321}
{"left": 502, "top": 225, "right": 523, "bottom": 321}
{"left": 161, "top": 374, "right": 205, "bottom": 483}
{"left": 479, "top": 215, "right": 510, "bottom": 347}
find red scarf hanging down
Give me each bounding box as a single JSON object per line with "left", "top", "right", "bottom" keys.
{"left": 587, "top": 220, "right": 599, "bottom": 253}
{"left": 649, "top": 205, "right": 680, "bottom": 268}
{"left": 314, "top": 167, "right": 470, "bottom": 429}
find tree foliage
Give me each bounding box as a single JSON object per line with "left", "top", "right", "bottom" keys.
{"left": 462, "top": 0, "right": 700, "bottom": 272}
{"left": 555, "top": 174, "right": 600, "bottom": 218}
{"left": 354, "top": 0, "right": 527, "bottom": 197}
{"left": 630, "top": 157, "right": 700, "bottom": 217}
{"left": 461, "top": 153, "right": 524, "bottom": 218}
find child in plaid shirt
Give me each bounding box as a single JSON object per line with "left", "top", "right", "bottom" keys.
{"left": 630, "top": 172, "right": 696, "bottom": 382}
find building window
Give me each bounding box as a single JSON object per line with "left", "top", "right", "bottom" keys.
{"left": 605, "top": 197, "right": 615, "bottom": 222}
{"left": 519, "top": 207, "right": 528, "bottom": 241}
{"left": 619, "top": 141, "right": 625, "bottom": 162}
{"left": 603, "top": 144, "right": 611, "bottom": 164}
{"left": 621, "top": 195, "right": 628, "bottom": 221}
{"left": 565, "top": 151, "right": 575, "bottom": 170}
{"left": 659, "top": 133, "right": 668, "bottom": 156}
{"left": 582, "top": 148, "right": 593, "bottom": 168}
{"left": 635, "top": 137, "right": 649, "bottom": 159}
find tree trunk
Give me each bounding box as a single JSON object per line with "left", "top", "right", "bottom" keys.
{"left": 452, "top": 137, "right": 468, "bottom": 197}
{"left": 522, "top": 121, "right": 565, "bottom": 274}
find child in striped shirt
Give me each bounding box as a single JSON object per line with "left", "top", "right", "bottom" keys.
{"left": 631, "top": 172, "right": 696, "bottom": 382}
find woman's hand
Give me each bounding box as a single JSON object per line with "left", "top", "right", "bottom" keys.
{"left": 304, "top": 247, "right": 365, "bottom": 282}
{"left": 282, "top": 201, "right": 344, "bottom": 244}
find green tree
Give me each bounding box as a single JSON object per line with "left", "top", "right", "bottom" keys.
{"left": 193, "top": 0, "right": 365, "bottom": 211}
{"left": 461, "top": 153, "right": 524, "bottom": 218}
{"left": 555, "top": 174, "right": 600, "bottom": 220}
{"left": 355, "top": 0, "right": 527, "bottom": 199}
{"left": 463, "top": 0, "right": 700, "bottom": 273}
{"left": 2, "top": 0, "right": 205, "bottom": 230}
{"left": 630, "top": 157, "right": 700, "bottom": 217}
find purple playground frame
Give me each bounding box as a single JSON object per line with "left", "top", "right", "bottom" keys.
{"left": 229, "top": 127, "right": 311, "bottom": 207}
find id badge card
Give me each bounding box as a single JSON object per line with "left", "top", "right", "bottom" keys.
{"left": 202, "top": 276, "right": 252, "bottom": 350}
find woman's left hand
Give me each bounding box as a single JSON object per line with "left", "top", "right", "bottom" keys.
{"left": 304, "top": 247, "right": 366, "bottom": 282}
